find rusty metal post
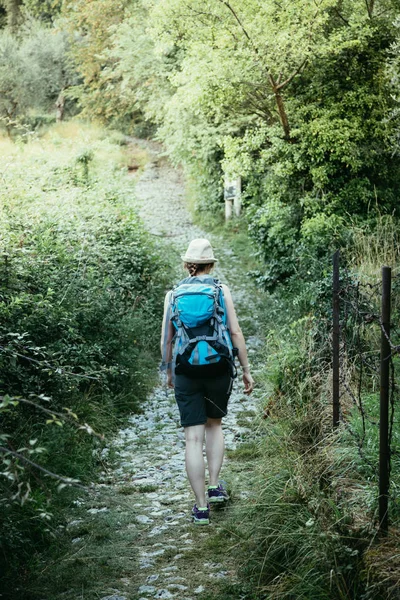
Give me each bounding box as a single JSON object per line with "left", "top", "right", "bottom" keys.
{"left": 379, "top": 266, "right": 391, "bottom": 535}
{"left": 333, "top": 250, "right": 340, "bottom": 428}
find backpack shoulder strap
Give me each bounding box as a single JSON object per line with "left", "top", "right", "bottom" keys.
{"left": 160, "top": 290, "right": 174, "bottom": 371}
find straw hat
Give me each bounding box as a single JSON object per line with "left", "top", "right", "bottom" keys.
{"left": 181, "top": 238, "right": 218, "bottom": 264}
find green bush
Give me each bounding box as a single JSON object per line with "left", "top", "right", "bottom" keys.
{"left": 0, "top": 125, "right": 171, "bottom": 589}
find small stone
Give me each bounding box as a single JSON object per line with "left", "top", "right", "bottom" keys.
{"left": 136, "top": 515, "right": 153, "bottom": 524}
{"left": 167, "top": 584, "right": 188, "bottom": 591}
{"left": 140, "top": 549, "right": 165, "bottom": 558}
{"left": 209, "top": 571, "right": 229, "bottom": 579}
{"left": 203, "top": 562, "right": 223, "bottom": 569}
{"left": 147, "top": 574, "right": 159, "bottom": 583}
{"left": 162, "top": 566, "right": 178, "bottom": 573}
{"left": 100, "top": 596, "right": 126, "bottom": 600}
{"left": 148, "top": 524, "right": 169, "bottom": 537}
{"left": 194, "top": 586, "right": 205, "bottom": 594}
{"left": 138, "top": 585, "right": 156, "bottom": 594}
{"left": 67, "top": 519, "right": 83, "bottom": 528}
{"left": 154, "top": 591, "right": 174, "bottom": 599}
{"left": 71, "top": 537, "right": 82, "bottom": 544}
{"left": 87, "top": 507, "right": 109, "bottom": 514}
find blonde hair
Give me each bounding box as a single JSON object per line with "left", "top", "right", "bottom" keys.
{"left": 184, "top": 262, "right": 214, "bottom": 277}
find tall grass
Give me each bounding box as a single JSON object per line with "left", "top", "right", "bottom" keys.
{"left": 216, "top": 217, "right": 400, "bottom": 599}
{"left": 350, "top": 214, "right": 400, "bottom": 280}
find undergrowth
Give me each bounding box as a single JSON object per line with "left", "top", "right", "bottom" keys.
{"left": 200, "top": 210, "right": 400, "bottom": 599}
{"left": 0, "top": 122, "right": 172, "bottom": 593}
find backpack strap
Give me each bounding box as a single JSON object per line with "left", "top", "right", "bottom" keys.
{"left": 160, "top": 290, "right": 175, "bottom": 371}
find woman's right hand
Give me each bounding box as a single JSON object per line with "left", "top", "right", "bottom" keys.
{"left": 242, "top": 371, "right": 254, "bottom": 395}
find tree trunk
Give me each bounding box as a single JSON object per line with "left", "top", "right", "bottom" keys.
{"left": 55, "top": 90, "right": 66, "bottom": 122}
{"left": 274, "top": 90, "right": 290, "bottom": 139}
{"left": 4, "top": 0, "right": 22, "bottom": 31}
{"left": 268, "top": 75, "right": 291, "bottom": 139}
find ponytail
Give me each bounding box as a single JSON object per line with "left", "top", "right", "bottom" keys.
{"left": 184, "top": 262, "right": 214, "bottom": 277}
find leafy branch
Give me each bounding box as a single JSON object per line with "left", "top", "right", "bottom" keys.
{"left": 0, "top": 446, "right": 88, "bottom": 491}
{"left": 0, "top": 394, "right": 104, "bottom": 439}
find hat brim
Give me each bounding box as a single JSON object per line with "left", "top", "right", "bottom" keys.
{"left": 181, "top": 255, "right": 218, "bottom": 264}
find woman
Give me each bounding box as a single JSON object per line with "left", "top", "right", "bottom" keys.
{"left": 161, "top": 238, "right": 254, "bottom": 525}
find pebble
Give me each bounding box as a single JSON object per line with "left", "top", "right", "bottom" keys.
{"left": 140, "top": 549, "right": 165, "bottom": 558}
{"left": 167, "top": 584, "right": 188, "bottom": 591}
{"left": 138, "top": 585, "right": 156, "bottom": 594}
{"left": 148, "top": 524, "right": 169, "bottom": 537}
{"left": 194, "top": 586, "right": 205, "bottom": 594}
{"left": 136, "top": 515, "right": 154, "bottom": 524}
{"left": 154, "top": 591, "right": 174, "bottom": 599}
{"left": 66, "top": 519, "right": 83, "bottom": 528}
{"left": 87, "top": 507, "right": 109, "bottom": 514}
{"left": 162, "top": 566, "right": 178, "bottom": 573}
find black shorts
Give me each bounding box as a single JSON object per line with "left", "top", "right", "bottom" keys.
{"left": 174, "top": 371, "right": 233, "bottom": 427}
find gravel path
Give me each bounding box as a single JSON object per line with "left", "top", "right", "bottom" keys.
{"left": 63, "top": 140, "right": 263, "bottom": 600}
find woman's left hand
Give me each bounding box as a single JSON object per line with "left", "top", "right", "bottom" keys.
{"left": 167, "top": 371, "right": 174, "bottom": 389}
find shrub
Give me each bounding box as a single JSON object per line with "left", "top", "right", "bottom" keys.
{"left": 0, "top": 124, "right": 171, "bottom": 589}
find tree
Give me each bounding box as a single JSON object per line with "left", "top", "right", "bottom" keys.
{"left": 0, "top": 21, "right": 75, "bottom": 132}
{"left": 1, "top": 0, "right": 23, "bottom": 31}
{"left": 62, "top": 0, "right": 132, "bottom": 125}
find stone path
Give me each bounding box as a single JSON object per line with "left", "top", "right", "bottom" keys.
{"left": 63, "top": 140, "right": 263, "bottom": 600}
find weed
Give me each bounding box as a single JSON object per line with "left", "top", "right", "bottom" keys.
{"left": 227, "top": 442, "right": 261, "bottom": 462}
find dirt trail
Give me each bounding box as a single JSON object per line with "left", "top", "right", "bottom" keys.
{"left": 60, "top": 141, "right": 263, "bottom": 600}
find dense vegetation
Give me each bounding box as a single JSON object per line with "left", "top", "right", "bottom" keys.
{"left": 0, "top": 123, "right": 170, "bottom": 591}
{"left": 1, "top": 0, "right": 400, "bottom": 598}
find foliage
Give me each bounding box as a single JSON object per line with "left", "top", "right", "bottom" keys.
{"left": 62, "top": 0, "right": 135, "bottom": 128}
{"left": 63, "top": 0, "right": 400, "bottom": 289}
{"left": 22, "top": 0, "right": 63, "bottom": 22}
{"left": 0, "top": 19, "right": 74, "bottom": 132}
{"left": 0, "top": 123, "right": 171, "bottom": 589}
{"left": 227, "top": 413, "right": 369, "bottom": 599}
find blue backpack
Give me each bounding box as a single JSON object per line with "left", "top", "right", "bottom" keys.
{"left": 169, "top": 276, "right": 237, "bottom": 377}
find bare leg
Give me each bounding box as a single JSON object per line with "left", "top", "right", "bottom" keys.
{"left": 184, "top": 424, "right": 207, "bottom": 507}
{"left": 205, "top": 418, "right": 224, "bottom": 486}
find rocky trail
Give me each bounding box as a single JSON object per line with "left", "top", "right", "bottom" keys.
{"left": 51, "top": 141, "right": 265, "bottom": 600}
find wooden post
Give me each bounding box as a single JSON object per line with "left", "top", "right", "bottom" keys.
{"left": 379, "top": 266, "right": 391, "bottom": 535}
{"left": 225, "top": 198, "right": 233, "bottom": 220}
{"left": 224, "top": 176, "right": 241, "bottom": 221}
{"left": 233, "top": 177, "right": 242, "bottom": 217}
{"left": 332, "top": 250, "right": 340, "bottom": 428}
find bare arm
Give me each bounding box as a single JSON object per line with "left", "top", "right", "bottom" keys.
{"left": 222, "top": 284, "right": 254, "bottom": 394}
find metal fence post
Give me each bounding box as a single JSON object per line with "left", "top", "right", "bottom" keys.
{"left": 379, "top": 266, "right": 391, "bottom": 535}
{"left": 333, "top": 250, "right": 340, "bottom": 428}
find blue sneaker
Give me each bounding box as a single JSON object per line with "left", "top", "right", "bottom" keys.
{"left": 207, "top": 482, "right": 230, "bottom": 504}
{"left": 192, "top": 503, "right": 210, "bottom": 525}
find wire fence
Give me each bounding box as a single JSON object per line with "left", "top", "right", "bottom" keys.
{"left": 332, "top": 251, "right": 400, "bottom": 534}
